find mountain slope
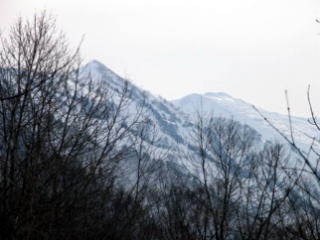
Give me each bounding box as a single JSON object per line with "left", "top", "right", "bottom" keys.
{"left": 80, "top": 60, "right": 317, "bottom": 181}
{"left": 80, "top": 60, "right": 204, "bottom": 178}
{"left": 172, "top": 92, "right": 315, "bottom": 150}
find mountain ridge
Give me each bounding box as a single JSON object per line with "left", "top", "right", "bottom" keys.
{"left": 81, "top": 60, "right": 317, "bottom": 170}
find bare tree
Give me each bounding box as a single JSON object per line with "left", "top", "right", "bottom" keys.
{"left": 191, "top": 116, "right": 258, "bottom": 240}
{"left": 252, "top": 87, "right": 320, "bottom": 239}
{"left": 186, "top": 114, "right": 295, "bottom": 240}
{"left": 0, "top": 12, "right": 148, "bottom": 240}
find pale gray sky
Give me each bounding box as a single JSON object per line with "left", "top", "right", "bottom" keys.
{"left": 2, "top": 0, "right": 320, "bottom": 116}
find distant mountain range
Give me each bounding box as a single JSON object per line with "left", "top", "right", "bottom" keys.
{"left": 81, "top": 60, "right": 316, "bottom": 178}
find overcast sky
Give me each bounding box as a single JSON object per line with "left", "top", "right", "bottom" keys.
{"left": 2, "top": 0, "right": 320, "bottom": 116}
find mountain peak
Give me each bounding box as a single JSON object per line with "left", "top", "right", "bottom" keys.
{"left": 83, "top": 60, "right": 120, "bottom": 78}
{"left": 79, "top": 60, "right": 126, "bottom": 89}
{"left": 84, "top": 60, "right": 111, "bottom": 73}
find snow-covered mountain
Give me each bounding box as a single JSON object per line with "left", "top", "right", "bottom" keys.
{"left": 80, "top": 60, "right": 201, "bottom": 178}
{"left": 81, "top": 60, "right": 192, "bottom": 148}
{"left": 172, "top": 92, "right": 316, "bottom": 151}
{"left": 80, "top": 60, "right": 317, "bottom": 180}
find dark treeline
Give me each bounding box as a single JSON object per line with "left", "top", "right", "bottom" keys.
{"left": 1, "top": 13, "right": 320, "bottom": 240}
